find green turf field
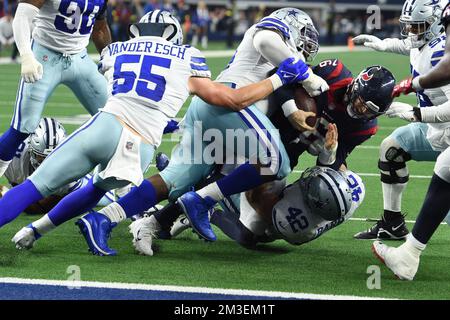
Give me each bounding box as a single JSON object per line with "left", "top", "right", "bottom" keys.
{"left": 0, "top": 49, "right": 449, "bottom": 300}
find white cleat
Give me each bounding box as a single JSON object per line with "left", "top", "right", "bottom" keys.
{"left": 372, "top": 241, "right": 420, "bottom": 281}
{"left": 129, "top": 215, "right": 161, "bottom": 256}
{"left": 12, "top": 226, "right": 37, "bottom": 250}
{"left": 170, "top": 215, "right": 191, "bottom": 238}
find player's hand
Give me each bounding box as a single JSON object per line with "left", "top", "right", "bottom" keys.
{"left": 301, "top": 70, "right": 329, "bottom": 97}
{"left": 392, "top": 78, "right": 416, "bottom": 98}
{"left": 352, "top": 35, "right": 387, "bottom": 52}
{"left": 21, "top": 52, "right": 43, "bottom": 83}
{"left": 385, "top": 102, "right": 420, "bottom": 122}
{"left": 324, "top": 123, "right": 338, "bottom": 151}
{"left": 275, "top": 57, "right": 310, "bottom": 85}
{"left": 288, "top": 109, "right": 316, "bottom": 132}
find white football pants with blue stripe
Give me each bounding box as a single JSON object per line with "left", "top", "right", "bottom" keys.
{"left": 160, "top": 94, "right": 291, "bottom": 202}
{"left": 29, "top": 112, "right": 154, "bottom": 197}
{"left": 11, "top": 41, "right": 107, "bottom": 133}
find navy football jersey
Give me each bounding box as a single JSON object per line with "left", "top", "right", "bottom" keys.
{"left": 269, "top": 59, "right": 378, "bottom": 170}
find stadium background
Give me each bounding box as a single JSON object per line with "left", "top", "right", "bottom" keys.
{"left": 0, "top": 0, "right": 448, "bottom": 300}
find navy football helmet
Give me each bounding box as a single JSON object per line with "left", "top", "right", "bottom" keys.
{"left": 346, "top": 66, "right": 396, "bottom": 120}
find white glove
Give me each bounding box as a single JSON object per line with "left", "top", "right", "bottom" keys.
{"left": 20, "top": 52, "right": 43, "bottom": 83}
{"left": 301, "top": 69, "right": 329, "bottom": 97}
{"left": 385, "top": 102, "right": 418, "bottom": 122}
{"left": 352, "top": 35, "right": 387, "bottom": 52}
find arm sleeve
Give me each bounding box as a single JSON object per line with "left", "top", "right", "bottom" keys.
{"left": 189, "top": 47, "right": 211, "bottom": 78}
{"left": 420, "top": 100, "right": 450, "bottom": 123}
{"left": 382, "top": 38, "right": 411, "bottom": 55}
{"left": 253, "top": 29, "right": 304, "bottom": 66}
{"left": 12, "top": 2, "right": 39, "bottom": 56}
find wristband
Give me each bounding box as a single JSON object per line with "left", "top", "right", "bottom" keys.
{"left": 269, "top": 74, "right": 283, "bottom": 91}
{"left": 281, "top": 100, "right": 298, "bottom": 117}
{"left": 412, "top": 76, "right": 423, "bottom": 91}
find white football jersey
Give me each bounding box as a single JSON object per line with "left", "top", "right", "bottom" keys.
{"left": 99, "top": 36, "right": 211, "bottom": 146}
{"left": 271, "top": 170, "right": 365, "bottom": 245}
{"left": 217, "top": 20, "right": 301, "bottom": 114}
{"left": 4, "top": 139, "right": 79, "bottom": 196}
{"left": 33, "top": 0, "right": 107, "bottom": 54}
{"left": 411, "top": 33, "right": 450, "bottom": 151}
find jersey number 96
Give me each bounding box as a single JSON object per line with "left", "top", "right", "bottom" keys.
{"left": 54, "top": 0, "right": 102, "bottom": 35}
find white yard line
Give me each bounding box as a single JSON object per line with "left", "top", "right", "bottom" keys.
{"left": 0, "top": 277, "right": 394, "bottom": 300}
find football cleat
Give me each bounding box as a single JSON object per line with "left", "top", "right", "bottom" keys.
{"left": 129, "top": 215, "right": 161, "bottom": 256}
{"left": 12, "top": 224, "right": 40, "bottom": 250}
{"left": 170, "top": 215, "right": 191, "bottom": 238}
{"left": 354, "top": 215, "right": 409, "bottom": 240}
{"left": 177, "top": 192, "right": 217, "bottom": 242}
{"left": 76, "top": 211, "right": 117, "bottom": 256}
{"left": 372, "top": 241, "right": 420, "bottom": 281}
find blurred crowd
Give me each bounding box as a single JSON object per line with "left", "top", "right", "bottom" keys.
{"left": 0, "top": 0, "right": 403, "bottom": 56}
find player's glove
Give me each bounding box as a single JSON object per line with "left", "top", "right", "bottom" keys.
{"left": 21, "top": 52, "right": 43, "bottom": 83}
{"left": 155, "top": 152, "right": 170, "bottom": 171}
{"left": 301, "top": 69, "right": 330, "bottom": 97}
{"left": 274, "top": 57, "right": 310, "bottom": 85}
{"left": 352, "top": 35, "right": 387, "bottom": 51}
{"left": 385, "top": 102, "right": 422, "bottom": 122}
{"left": 392, "top": 78, "right": 416, "bottom": 98}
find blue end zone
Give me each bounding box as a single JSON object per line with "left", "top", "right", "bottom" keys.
{"left": 0, "top": 283, "right": 299, "bottom": 300}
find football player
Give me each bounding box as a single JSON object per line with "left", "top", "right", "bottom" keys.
{"left": 364, "top": 0, "right": 450, "bottom": 280}
{"left": 95, "top": 59, "right": 395, "bottom": 256}
{"left": 352, "top": 0, "right": 450, "bottom": 240}
{"left": 0, "top": 0, "right": 112, "bottom": 178}
{"left": 160, "top": 167, "right": 364, "bottom": 251}
{"left": 77, "top": 8, "right": 331, "bottom": 255}
{"left": 0, "top": 10, "right": 309, "bottom": 254}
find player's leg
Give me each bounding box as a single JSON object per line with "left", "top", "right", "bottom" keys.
{"left": 355, "top": 123, "right": 440, "bottom": 240}
{"left": 0, "top": 112, "right": 118, "bottom": 229}
{"left": 64, "top": 50, "right": 108, "bottom": 115}
{"left": 373, "top": 146, "right": 450, "bottom": 280}
{"left": 178, "top": 102, "right": 291, "bottom": 241}
{"left": 0, "top": 42, "right": 61, "bottom": 176}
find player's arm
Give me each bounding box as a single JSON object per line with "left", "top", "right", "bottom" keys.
{"left": 245, "top": 182, "right": 281, "bottom": 222}
{"left": 352, "top": 34, "right": 411, "bottom": 55}
{"left": 91, "top": 2, "right": 112, "bottom": 53}
{"left": 189, "top": 58, "right": 310, "bottom": 111}
{"left": 13, "top": 0, "right": 45, "bottom": 83}
{"left": 318, "top": 123, "right": 338, "bottom": 166}
{"left": 253, "top": 29, "right": 329, "bottom": 97}
{"left": 24, "top": 195, "right": 63, "bottom": 215}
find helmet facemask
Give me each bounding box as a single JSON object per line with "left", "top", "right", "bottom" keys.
{"left": 399, "top": 19, "right": 435, "bottom": 48}
{"left": 29, "top": 149, "right": 48, "bottom": 170}
{"left": 296, "top": 24, "right": 320, "bottom": 62}
{"left": 345, "top": 82, "right": 383, "bottom": 120}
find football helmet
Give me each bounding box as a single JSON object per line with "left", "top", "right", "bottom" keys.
{"left": 267, "top": 8, "right": 320, "bottom": 61}
{"left": 400, "top": 0, "right": 446, "bottom": 48}
{"left": 29, "top": 118, "right": 66, "bottom": 169}
{"left": 299, "top": 166, "right": 353, "bottom": 221}
{"left": 129, "top": 9, "right": 183, "bottom": 45}
{"left": 346, "top": 66, "right": 396, "bottom": 120}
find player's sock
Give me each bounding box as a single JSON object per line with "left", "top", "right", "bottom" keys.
{"left": 382, "top": 182, "right": 407, "bottom": 214}
{"left": 411, "top": 174, "right": 450, "bottom": 244}
{"left": 0, "top": 180, "right": 43, "bottom": 227}
{"left": 0, "top": 127, "right": 29, "bottom": 176}
{"left": 98, "top": 202, "right": 127, "bottom": 223}
{"left": 403, "top": 233, "right": 426, "bottom": 258}
{"left": 113, "top": 180, "right": 158, "bottom": 219}
{"left": 210, "top": 209, "right": 258, "bottom": 248}
{"left": 47, "top": 179, "right": 106, "bottom": 226}
{"left": 153, "top": 202, "right": 183, "bottom": 230}
{"left": 199, "top": 163, "right": 264, "bottom": 201}
{"left": 31, "top": 214, "right": 56, "bottom": 236}
{"left": 383, "top": 210, "right": 403, "bottom": 222}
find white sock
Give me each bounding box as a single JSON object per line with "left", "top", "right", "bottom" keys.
{"left": 201, "top": 36, "right": 208, "bottom": 48}
{"left": 403, "top": 233, "right": 426, "bottom": 258}
{"left": 197, "top": 182, "right": 224, "bottom": 202}
{"left": 32, "top": 215, "right": 56, "bottom": 235}
{"left": 0, "top": 159, "right": 12, "bottom": 177}
{"left": 382, "top": 182, "right": 407, "bottom": 212}
{"left": 98, "top": 202, "right": 127, "bottom": 223}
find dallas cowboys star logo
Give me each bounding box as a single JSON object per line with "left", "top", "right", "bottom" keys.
{"left": 287, "top": 9, "right": 299, "bottom": 17}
